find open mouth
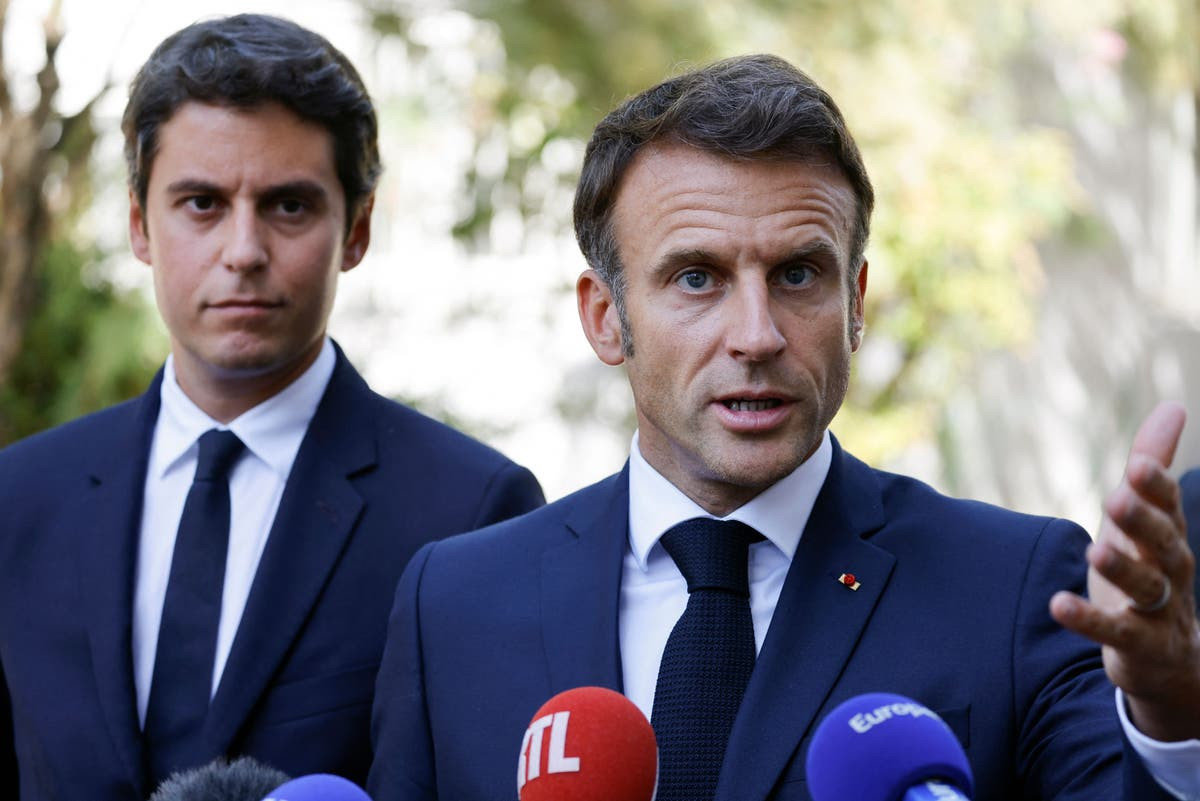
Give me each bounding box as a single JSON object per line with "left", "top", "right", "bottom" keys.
{"left": 723, "top": 399, "right": 783, "bottom": 412}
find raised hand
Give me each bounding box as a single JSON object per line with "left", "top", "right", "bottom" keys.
{"left": 1050, "top": 402, "right": 1200, "bottom": 741}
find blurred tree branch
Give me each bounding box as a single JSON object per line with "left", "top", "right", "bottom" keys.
{"left": 0, "top": 0, "right": 62, "bottom": 390}
{"left": 0, "top": 0, "right": 162, "bottom": 444}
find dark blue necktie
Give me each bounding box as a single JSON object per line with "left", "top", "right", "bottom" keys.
{"left": 144, "top": 428, "right": 244, "bottom": 786}
{"left": 651, "top": 517, "right": 763, "bottom": 801}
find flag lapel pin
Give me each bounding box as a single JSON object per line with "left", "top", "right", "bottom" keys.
{"left": 837, "top": 572, "right": 861, "bottom": 591}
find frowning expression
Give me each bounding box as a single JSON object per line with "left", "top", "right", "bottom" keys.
{"left": 130, "top": 101, "right": 370, "bottom": 406}
{"left": 579, "top": 141, "right": 866, "bottom": 514}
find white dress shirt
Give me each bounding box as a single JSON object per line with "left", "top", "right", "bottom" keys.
{"left": 619, "top": 428, "right": 1200, "bottom": 799}
{"left": 133, "top": 339, "right": 336, "bottom": 726}
{"left": 620, "top": 429, "right": 832, "bottom": 720}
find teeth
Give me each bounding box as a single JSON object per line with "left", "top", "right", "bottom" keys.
{"left": 725, "top": 399, "right": 781, "bottom": 412}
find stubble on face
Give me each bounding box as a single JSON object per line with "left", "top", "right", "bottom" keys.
{"left": 607, "top": 142, "right": 864, "bottom": 515}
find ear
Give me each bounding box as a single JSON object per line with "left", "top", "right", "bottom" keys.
{"left": 850, "top": 259, "right": 868, "bottom": 352}
{"left": 128, "top": 188, "right": 152, "bottom": 266}
{"left": 341, "top": 193, "right": 374, "bottom": 272}
{"left": 577, "top": 269, "right": 626, "bottom": 366}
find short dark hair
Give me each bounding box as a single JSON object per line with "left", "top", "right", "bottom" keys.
{"left": 123, "top": 14, "right": 381, "bottom": 228}
{"left": 573, "top": 54, "right": 874, "bottom": 345}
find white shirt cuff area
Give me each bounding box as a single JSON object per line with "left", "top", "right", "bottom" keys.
{"left": 1118, "top": 688, "right": 1200, "bottom": 800}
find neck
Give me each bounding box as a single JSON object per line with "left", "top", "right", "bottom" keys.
{"left": 172, "top": 342, "right": 323, "bottom": 423}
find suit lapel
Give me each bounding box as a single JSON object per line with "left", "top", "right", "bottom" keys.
{"left": 718, "top": 442, "right": 895, "bottom": 801}
{"left": 203, "top": 352, "right": 373, "bottom": 753}
{"left": 74, "top": 375, "right": 163, "bottom": 798}
{"left": 541, "top": 468, "right": 629, "bottom": 694}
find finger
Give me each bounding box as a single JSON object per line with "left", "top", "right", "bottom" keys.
{"left": 1104, "top": 488, "right": 1192, "bottom": 582}
{"left": 1088, "top": 541, "right": 1172, "bottom": 610}
{"left": 1127, "top": 401, "right": 1186, "bottom": 470}
{"left": 1050, "top": 590, "right": 1140, "bottom": 650}
{"left": 1125, "top": 453, "right": 1185, "bottom": 519}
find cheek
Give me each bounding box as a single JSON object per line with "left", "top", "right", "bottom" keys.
{"left": 152, "top": 275, "right": 189, "bottom": 326}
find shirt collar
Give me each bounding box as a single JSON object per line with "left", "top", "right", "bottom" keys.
{"left": 627, "top": 429, "right": 833, "bottom": 571}
{"left": 152, "top": 338, "right": 337, "bottom": 479}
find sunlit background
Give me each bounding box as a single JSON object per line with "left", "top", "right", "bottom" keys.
{"left": 2, "top": 0, "right": 1197, "bottom": 527}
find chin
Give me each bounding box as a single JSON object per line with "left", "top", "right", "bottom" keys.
{"left": 203, "top": 342, "right": 294, "bottom": 376}
{"left": 711, "top": 454, "right": 802, "bottom": 494}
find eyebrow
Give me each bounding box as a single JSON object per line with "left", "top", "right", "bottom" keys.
{"left": 652, "top": 240, "right": 844, "bottom": 278}
{"left": 260, "top": 180, "right": 329, "bottom": 204}
{"left": 163, "top": 179, "right": 329, "bottom": 203}
{"left": 652, "top": 248, "right": 719, "bottom": 279}
{"left": 164, "top": 178, "right": 224, "bottom": 196}
{"left": 776, "top": 240, "right": 843, "bottom": 267}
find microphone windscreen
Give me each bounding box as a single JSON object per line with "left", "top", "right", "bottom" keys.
{"left": 518, "top": 686, "right": 657, "bottom": 801}
{"left": 262, "top": 774, "right": 372, "bottom": 801}
{"left": 149, "top": 756, "right": 290, "bottom": 801}
{"left": 805, "top": 692, "right": 973, "bottom": 801}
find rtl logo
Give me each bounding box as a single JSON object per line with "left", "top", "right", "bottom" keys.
{"left": 518, "top": 711, "right": 581, "bottom": 789}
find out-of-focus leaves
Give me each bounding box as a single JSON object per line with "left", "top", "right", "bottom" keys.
{"left": 0, "top": 240, "right": 163, "bottom": 443}
{"left": 359, "top": 0, "right": 1093, "bottom": 463}
{"left": 0, "top": 3, "right": 161, "bottom": 445}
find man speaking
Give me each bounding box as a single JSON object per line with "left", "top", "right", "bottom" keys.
{"left": 0, "top": 14, "right": 543, "bottom": 801}
{"left": 369, "top": 55, "right": 1200, "bottom": 800}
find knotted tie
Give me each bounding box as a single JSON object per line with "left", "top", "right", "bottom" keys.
{"left": 651, "top": 517, "right": 763, "bottom": 801}
{"left": 144, "top": 428, "right": 244, "bottom": 786}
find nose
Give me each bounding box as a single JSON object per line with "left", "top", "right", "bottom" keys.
{"left": 725, "top": 280, "right": 786, "bottom": 362}
{"left": 221, "top": 204, "right": 268, "bottom": 273}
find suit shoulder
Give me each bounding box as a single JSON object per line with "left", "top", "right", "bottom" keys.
{"left": 1182, "top": 467, "right": 1199, "bottom": 535}
{"left": 865, "top": 462, "right": 1082, "bottom": 546}
{"left": 0, "top": 399, "right": 143, "bottom": 475}
{"left": 1182, "top": 467, "right": 1200, "bottom": 497}
{"left": 424, "top": 473, "right": 619, "bottom": 558}
{"left": 364, "top": 392, "right": 523, "bottom": 472}
{"left": 353, "top": 390, "right": 544, "bottom": 520}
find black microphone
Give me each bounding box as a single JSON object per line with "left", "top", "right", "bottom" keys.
{"left": 805, "top": 693, "right": 974, "bottom": 801}
{"left": 149, "top": 756, "right": 291, "bottom": 801}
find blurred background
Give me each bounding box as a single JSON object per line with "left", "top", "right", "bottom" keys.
{"left": 1, "top": 0, "right": 1196, "bottom": 526}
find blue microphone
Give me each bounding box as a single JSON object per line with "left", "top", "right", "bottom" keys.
{"left": 805, "top": 692, "right": 973, "bottom": 801}
{"left": 261, "top": 774, "right": 373, "bottom": 801}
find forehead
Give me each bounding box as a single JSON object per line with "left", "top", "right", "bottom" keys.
{"left": 148, "top": 101, "right": 340, "bottom": 193}
{"left": 609, "top": 141, "right": 857, "bottom": 272}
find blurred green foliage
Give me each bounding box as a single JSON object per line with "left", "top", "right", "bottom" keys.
{"left": 361, "top": 0, "right": 1144, "bottom": 463}
{"left": 0, "top": 239, "right": 163, "bottom": 443}
{"left": 2, "top": 0, "right": 1191, "bottom": 462}
{"left": 0, "top": 4, "right": 163, "bottom": 446}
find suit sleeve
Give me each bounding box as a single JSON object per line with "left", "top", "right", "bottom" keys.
{"left": 1182, "top": 469, "right": 1200, "bottom": 609}
{"left": 0, "top": 660, "right": 16, "bottom": 796}
{"left": 469, "top": 462, "right": 545, "bottom": 530}
{"left": 369, "top": 542, "right": 438, "bottom": 801}
{"left": 1011, "top": 518, "right": 1175, "bottom": 800}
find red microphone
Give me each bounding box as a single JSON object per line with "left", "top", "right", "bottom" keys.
{"left": 517, "top": 686, "right": 658, "bottom": 801}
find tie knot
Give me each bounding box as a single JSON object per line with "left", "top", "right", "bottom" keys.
{"left": 659, "top": 518, "right": 764, "bottom": 597}
{"left": 194, "top": 429, "right": 244, "bottom": 482}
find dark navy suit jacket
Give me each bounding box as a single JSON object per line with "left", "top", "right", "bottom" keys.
{"left": 1184, "top": 468, "right": 1200, "bottom": 604}
{"left": 369, "top": 438, "right": 1171, "bottom": 801}
{"left": 0, "top": 346, "right": 545, "bottom": 801}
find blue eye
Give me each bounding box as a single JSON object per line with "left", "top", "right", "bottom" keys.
{"left": 678, "top": 270, "right": 711, "bottom": 290}
{"left": 780, "top": 265, "right": 815, "bottom": 286}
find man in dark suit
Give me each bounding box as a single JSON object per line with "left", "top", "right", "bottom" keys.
{"left": 0, "top": 15, "right": 544, "bottom": 801}
{"left": 369, "top": 55, "right": 1200, "bottom": 800}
